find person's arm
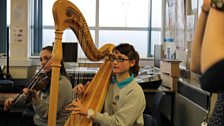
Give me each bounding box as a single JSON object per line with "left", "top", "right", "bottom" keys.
{"left": 191, "top": 0, "right": 210, "bottom": 74}
{"left": 199, "top": 0, "right": 224, "bottom": 92}
{"left": 201, "top": 7, "right": 224, "bottom": 73}
{"left": 93, "top": 85, "right": 146, "bottom": 126}
{"left": 4, "top": 94, "right": 27, "bottom": 111}
{"left": 32, "top": 91, "right": 48, "bottom": 119}
{"left": 32, "top": 76, "right": 72, "bottom": 118}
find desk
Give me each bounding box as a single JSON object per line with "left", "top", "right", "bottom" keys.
{"left": 143, "top": 85, "right": 175, "bottom": 126}
{"left": 143, "top": 85, "right": 174, "bottom": 93}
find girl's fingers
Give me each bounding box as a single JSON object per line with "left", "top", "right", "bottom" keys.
{"left": 23, "top": 88, "right": 30, "bottom": 95}
{"left": 4, "top": 98, "right": 13, "bottom": 111}
{"left": 86, "top": 81, "right": 90, "bottom": 86}
{"left": 65, "top": 107, "right": 75, "bottom": 111}
{"left": 65, "top": 105, "right": 81, "bottom": 111}
{"left": 65, "top": 102, "right": 74, "bottom": 108}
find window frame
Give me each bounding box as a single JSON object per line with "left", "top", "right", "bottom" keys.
{"left": 31, "top": 0, "right": 43, "bottom": 56}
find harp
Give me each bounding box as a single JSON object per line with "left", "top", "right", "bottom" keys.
{"left": 48, "top": 0, "right": 115, "bottom": 126}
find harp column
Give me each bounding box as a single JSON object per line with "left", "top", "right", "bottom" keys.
{"left": 48, "top": 30, "right": 63, "bottom": 126}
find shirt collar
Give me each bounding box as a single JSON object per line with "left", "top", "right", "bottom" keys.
{"left": 113, "top": 74, "right": 134, "bottom": 88}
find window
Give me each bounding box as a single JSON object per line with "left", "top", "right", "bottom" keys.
{"left": 7, "top": 0, "right": 10, "bottom": 26}
{"left": 99, "top": 0, "right": 149, "bottom": 27}
{"left": 151, "top": 31, "right": 162, "bottom": 54}
{"left": 43, "top": 0, "right": 96, "bottom": 26}
{"left": 32, "top": 0, "right": 162, "bottom": 58}
{"left": 99, "top": 30, "right": 148, "bottom": 57}
{"left": 152, "top": 0, "right": 162, "bottom": 28}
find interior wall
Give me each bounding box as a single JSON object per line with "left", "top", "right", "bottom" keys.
{"left": 6, "top": 0, "right": 30, "bottom": 78}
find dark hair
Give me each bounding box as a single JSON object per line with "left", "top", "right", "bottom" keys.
{"left": 113, "top": 43, "right": 140, "bottom": 77}
{"left": 42, "top": 46, "right": 67, "bottom": 76}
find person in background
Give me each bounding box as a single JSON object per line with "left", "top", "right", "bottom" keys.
{"left": 4, "top": 46, "right": 73, "bottom": 126}
{"left": 66, "top": 43, "right": 146, "bottom": 126}
{"left": 191, "top": 0, "right": 224, "bottom": 125}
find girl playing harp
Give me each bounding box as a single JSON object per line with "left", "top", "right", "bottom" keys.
{"left": 66, "top": 43, "right": 146, "bottom": 126}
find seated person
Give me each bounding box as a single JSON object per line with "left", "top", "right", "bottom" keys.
{"left": 66, "top": 43, "right": 146, "bottom": 126}
{"left": 4, "top": 46, "right": 73, "bottom": 126}
{"left": 191, "top": 0, "right": 224, "bottom": 125}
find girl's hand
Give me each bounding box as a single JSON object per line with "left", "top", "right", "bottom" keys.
{"left": 65, "top": 99, "right": 88, "bottom": 116}
{"left": 73, "top": 81, "right": 90, "bottom": 100}
{"left": 203, "top": 0, "right": 210, "bottom": 6}
{"left": 23, "top": 88, "right": 38, "bottom": 100}
{"left": 202, "top": 0, "right": 211, "bottom": 12}
{"left": 73, "top": 84, "right": 85, "bottom": 99}
{"left": 4, "top": 98, "right": 14, "bottom": 111}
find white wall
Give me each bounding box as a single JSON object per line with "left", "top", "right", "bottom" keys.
{"left": 9, "top": 0, "right": 30, "bottom": 78}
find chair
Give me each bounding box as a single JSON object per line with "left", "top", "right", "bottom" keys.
{"left": 143, "top": 114, "right": 154, "bottom": 126}
{"left": 152, "top": 91, "right": 166, "bottom": 126}
{"left": 144, "top": 91, "right": 166, "bottom": 126}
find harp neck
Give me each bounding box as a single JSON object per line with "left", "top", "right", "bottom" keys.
{"left": 53, "top": 0, "right": 115, "bottom": 61}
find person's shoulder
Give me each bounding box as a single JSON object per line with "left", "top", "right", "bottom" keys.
{"left": 130, "top": 80, "right": 143, "bottom": 90}
{"left": 60, "top": 75, "right": 70, "bottom": 82}
{"left": 59, "top": 75, "right": 72, "bottom": 87}
{"left": 126, "top": 80, "right": 144, "bottom": 94}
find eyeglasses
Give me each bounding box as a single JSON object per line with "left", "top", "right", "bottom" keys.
{"left": 109, "top": 55, "right": 129, "bottom": 63}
